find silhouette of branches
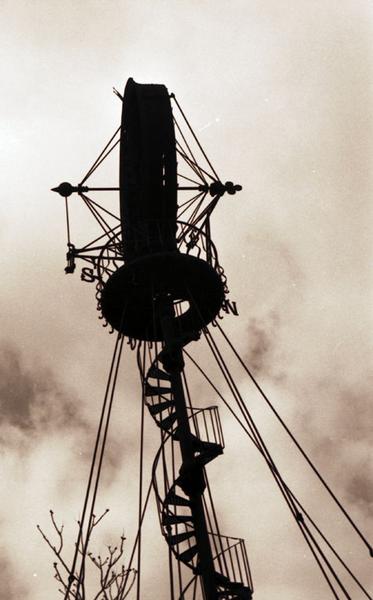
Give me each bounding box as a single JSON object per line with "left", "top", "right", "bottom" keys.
{"left": 37, "top": 509, "right": 136, "bottom": 599}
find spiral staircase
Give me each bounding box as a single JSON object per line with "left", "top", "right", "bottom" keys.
{"left": 142, "top": 347, "right": 253, "bottom": 599}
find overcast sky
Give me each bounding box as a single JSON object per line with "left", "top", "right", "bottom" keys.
{"left": 1, "top": 1, "right": 372, "bottom": 599}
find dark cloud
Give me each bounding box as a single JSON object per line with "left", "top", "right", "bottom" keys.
{"left": 244, "top": 312, "right": 286, "bottom": 382}
{"left": 0, "top": 343, "right": 85, "bottom": 437}
{"left": 0, "top": 342, "right": 132, "bottom": 485}
{"left": 301, "top": 380, "right": 372, "bottom": 447}
{"left": 295, "top": 375, "right": 373, "bottom": 530}
{"left": 335, "top": 385, "right": 372, "bottom": 442}
{"left": 0, "top": 555, "right": 26, "bottom": 600}
{"left": 346, "top": 471, "right": 373, "bottom": 519}
{"left": 246, "top": 317, "right": 272, "bottom": 374}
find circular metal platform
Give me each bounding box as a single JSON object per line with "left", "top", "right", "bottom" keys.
{"left": 101, "top": 251, "right": 224, "bottom": 341}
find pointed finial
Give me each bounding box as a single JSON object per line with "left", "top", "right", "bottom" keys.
{"left": 51, "top": 182, "right": 75, "bottom": 197}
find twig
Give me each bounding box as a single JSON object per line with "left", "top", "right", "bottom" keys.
{"left": 38, "top": 509, "right": 136, "bottom": 600}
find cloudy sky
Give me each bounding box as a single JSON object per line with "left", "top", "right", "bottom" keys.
{"left": 1, "top": 1, "right": 372, "bottom": 599}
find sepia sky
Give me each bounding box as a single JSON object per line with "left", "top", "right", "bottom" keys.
{"left": 1, "top": 1, "right": 372, "bottom": 598}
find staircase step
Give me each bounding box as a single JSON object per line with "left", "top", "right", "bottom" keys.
{"left": 215, "top": 572, "right": 231, "bottom": 587}
{"left": 215, "top": 573, "right": 252, "bottom": 598}
{"left": 172, "top": 427, "right": 180, "bottom": 441}
{"left": 167, "top": 530, "right": 195, "bottom": 546}
{"left": 145, "top": 382, "right": 171, "bottom": 397}
{"left": 237, "top": 586, "right": 253, "bottom": 599}
{"left": 178, "top": 544, "right": 199, "bottom": 564}
{"left": 217, "top": 592, "right": 252, "bottom": 600}
{"left": 148, "top": 399, "right": 175, "bottom": 416}
{"left": 226, "top": 581, "right": 246, "bottom": 591}
{"left": 191, "top": 438, "right": 223, "bottom": 464}
{"left": 191, "top": 436, "right": 221, "bottom": 454}
{"left": 218, "top": 587, "right": 252, "bottom": 599}
{"left": 162, "top": 513, "right": 193, "bottom": 527}
{"left": 160, "top": 412, "right": 178, "bottom": 431}
{"left": 147, "top": 364, "right": 171, "bottom": 381}
{"left": 164, "top": 491, "right": 191, "bottom": 507}
{"left": 198, "top": 448, "right": 224, "bottom": 465}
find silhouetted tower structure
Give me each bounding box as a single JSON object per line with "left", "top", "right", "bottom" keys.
{"left": 104, "top": 79, "right": 248, "bottom": 600}
{"left": 51, "top": 77, "right": 373, "bottom": 600}
{"left": 53, "top": 78, "right": 252, "bottom": 600}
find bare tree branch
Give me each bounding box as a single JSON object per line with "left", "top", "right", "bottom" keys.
{"left": 38, "top": 510, "right": 136, "bottom": 600}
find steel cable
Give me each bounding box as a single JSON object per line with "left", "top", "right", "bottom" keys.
{"left": 76, "top": 331, "right": 125, "bottom": 597}
{"left": 184, "top": 348, "right": 371, "bottom": 599}
{"left": 183, "top": 284, "right": 358, "bottom": 597}
{"left": 171, "top": 96, "right": 220, "bottom": 181}
{"left": 63, "top": 328, "right": 123, "bottom": 600}
{"left": 80, "top": 126, "right": 121, "bottom": 185}
{"left": 203, "top": 327, "right": 356, "bottom": 599}
{"left": 215, "top": 322, "right": 372, "bottom": 556}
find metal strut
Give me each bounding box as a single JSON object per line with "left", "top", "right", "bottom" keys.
{"left": 51, "top": 181, "right": 242, "bottom": 197}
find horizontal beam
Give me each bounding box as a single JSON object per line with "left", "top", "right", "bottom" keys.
{"left": 52, "top": 181, "right": 242, "bottom": 198}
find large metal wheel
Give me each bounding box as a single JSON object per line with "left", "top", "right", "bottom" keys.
{"left": 119, "top": 78, "right": 178, "bottom": 261}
